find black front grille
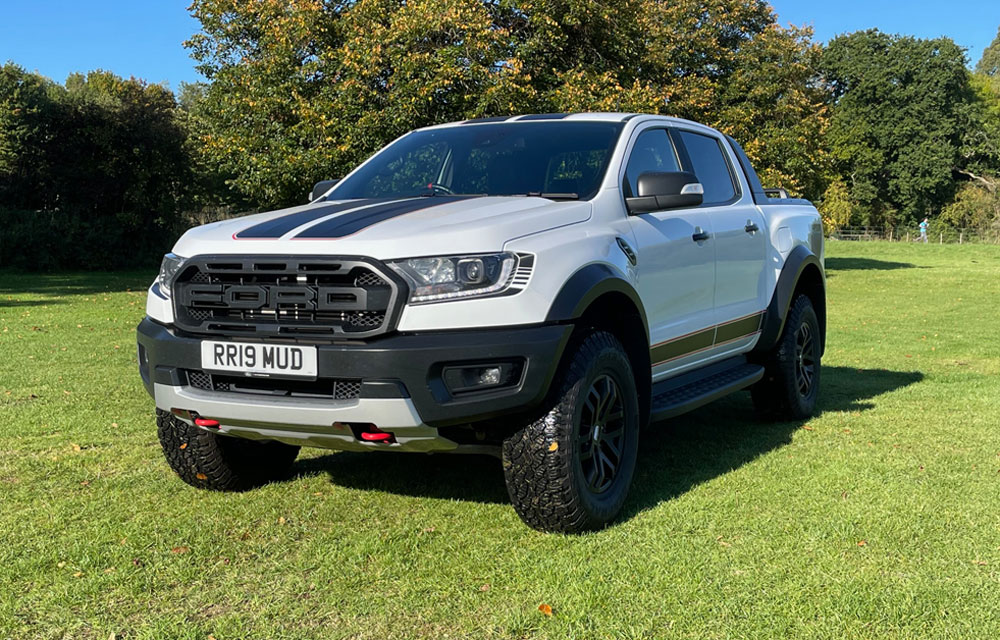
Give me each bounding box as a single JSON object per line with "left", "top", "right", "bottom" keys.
{"left": 171, "top": 256, "right": 404, "bottom": 338}
{"left": 184, "top": 369, "right": 362, "bottom": 400}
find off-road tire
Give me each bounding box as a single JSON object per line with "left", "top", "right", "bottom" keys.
{"left": 156, "top": 409, "right": 299, "bottom": 491}
{"left": 751, "top": 294, "right": 821, "bottom": 420}
{"left": 502, "top": 331, "right": 640, "bottom": 533}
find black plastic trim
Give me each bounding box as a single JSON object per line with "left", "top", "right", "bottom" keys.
{"left": 137, "top": 318, "right": 573, "bottom": 428}
{"left": 650, "top": 357, "right": 764, "bottom": 423}
{"left": 752, "top": 245, "right": 825, "bottom": 355}
{"left": 544, "top": 263, "right": 649, "bottom": 336}
{"left": 461, "top": 116, "right": 513, "bottom": 124}
{"left": 516, "top": 113, "right": 571, "bottom": 120}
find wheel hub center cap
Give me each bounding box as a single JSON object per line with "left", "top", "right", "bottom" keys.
{"left": 593, "top": 424, "right": 602, "bottom": 442}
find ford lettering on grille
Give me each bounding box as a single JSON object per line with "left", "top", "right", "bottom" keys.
{"left": 171, "top": 256, "right": 403, "bottom": 338}
{"left": 185, "top": 284, "right": 372, "bottom": 312}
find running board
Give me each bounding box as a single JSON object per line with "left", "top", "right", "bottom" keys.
{"left": 649, "top": 357, "right": 765, "bottom": 423}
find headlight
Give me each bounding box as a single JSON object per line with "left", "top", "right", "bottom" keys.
{"left": 157, "top": 253, "right": 186, "bottom": 298}
{"left": 388, "top": 253, "right": 518, "bottom": 304}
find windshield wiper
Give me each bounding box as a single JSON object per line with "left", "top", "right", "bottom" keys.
{"left": 412, "top": 190, "right": 579, "bottom": 200}
{"left": 509, "top": 192, "right": 580, "bottom": 201}
{"left": 416, "top": 190, "right": 488, "bottom": 197}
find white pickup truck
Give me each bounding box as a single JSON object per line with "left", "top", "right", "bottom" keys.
{"left": 138, "top": 112, "right": 825, "bottom": 532}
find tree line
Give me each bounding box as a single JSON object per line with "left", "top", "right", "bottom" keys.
{"left": 2, "top": 0, "right": 999, "bottom": 269}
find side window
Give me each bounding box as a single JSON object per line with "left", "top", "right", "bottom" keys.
{"left": 623, "top": 129, "right": 680, "bottom": 197}
{"left": 676, "top": 130, "right": 737, "bottom": 205}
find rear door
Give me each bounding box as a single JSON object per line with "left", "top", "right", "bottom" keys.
{"left": 622, "top": 127, "right": 716, "bottom": 380}
{"left": 673, "top": 129, "right": 767, "bottom": 352}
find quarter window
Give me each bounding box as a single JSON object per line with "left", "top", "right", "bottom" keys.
{"left": 676, "top": 130, "right": 737, "bottom": 205}
{"left": 623, "top": 129, "right": 680, "bottom": 197}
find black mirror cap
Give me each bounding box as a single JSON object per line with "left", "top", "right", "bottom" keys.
{"left": 310, "top": 179, "right": 340, "bottom": 202}
{"left": 626, "top": 171, "right": 704, "bottom": 214}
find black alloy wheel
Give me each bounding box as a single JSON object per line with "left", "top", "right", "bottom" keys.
{"left": 794, "top": 321, "right": 817, "bottom": 397}
{"left": 750, "top": 294, "right": 822, "bottom": 420}
{"left": 578, "top": 375, "right": 627, "bottom": 494}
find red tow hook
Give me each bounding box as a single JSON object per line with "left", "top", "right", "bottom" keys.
{"left": 194, "top": 417, "right": 220, "bottom": 428}
{"left": 359, "top": 426, "right": 395, "bottom": 443}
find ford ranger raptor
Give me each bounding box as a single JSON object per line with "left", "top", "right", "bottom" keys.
{"left": 137, "top": 113, "right": 826, "bottom": 533}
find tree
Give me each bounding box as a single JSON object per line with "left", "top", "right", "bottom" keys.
{"left": 976, "top": 27, "right": 1000, "bottom": 77}
{"left": 819, "top": 177, "right": 854, "bottom": 233}
{"left": 946, "top": 32, "right": 1000, "bottom": 232}
{"left": 0, "top": 64, "right": 60, "bottom": 208}
{"left": 940, "top": 181, "right": 1000, "bottom": 232}
{"left": 187, "top": 0, "right": 512, "bottom": 208}
{"left": 0, "top": 65, "right": 198, "bottom": 269}
{"left": 820, "top": 30, "right": 971, "bottom": 227}
{"left": 57, "top": 71, "right": 190, "bottom": 229}
{"left": 710, "top": 23, "right": 829, "bottom": 198}
{"left": 957, "top": 73, "right": 1000, "bottom": 194}
{"left": 186, "top": 0, "right": 830, "bottom": 209}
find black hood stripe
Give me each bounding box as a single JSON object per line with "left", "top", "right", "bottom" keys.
{"left": 235, "top": 199, "right": 388, "bottom": 239}
{"left": 293, "top": 196, "right": 476, "bottom": 239}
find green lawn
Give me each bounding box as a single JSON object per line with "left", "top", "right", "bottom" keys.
{"left": 2, "top": 241, "right": 1000, "bottom": 639}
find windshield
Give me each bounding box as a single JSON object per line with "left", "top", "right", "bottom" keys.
{"left": 327, "top": 121, "right": 625, "bottom": 201}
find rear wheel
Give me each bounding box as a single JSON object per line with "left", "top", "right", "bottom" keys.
{"left": 751, "top": 294, "right": 822, "bottom": 420}
{"left": 502, "top": 331, "right": 640, "bottom": 533}
{"left": 156, "top": 409, "right": 299, "bottom": 491}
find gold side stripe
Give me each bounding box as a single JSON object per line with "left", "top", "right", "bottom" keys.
{"left": 650, "top": 311, "right": 764, "bottom": 367}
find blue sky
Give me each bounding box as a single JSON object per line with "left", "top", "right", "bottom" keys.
{"left": 770, "top": 0, "right": 999, "bottom": 66}
{"left": 1, "top": 1, "right": 202, "bottom": 88}
{"left": 1, "top": 1, "right": 998, "bottom": 89}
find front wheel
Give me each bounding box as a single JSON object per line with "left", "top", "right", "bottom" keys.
{"left": 751, "top": 294, "right": 822, "bottom": 420}
{"left": 502, "top": 331, "right": 640, "bottom": 533}
{"left": 156, "top": 409, "right": 299, "bottom": 491}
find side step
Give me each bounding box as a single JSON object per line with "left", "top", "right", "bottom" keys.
{"left": 649, "top": 357, "right": 765, "bottom": 424}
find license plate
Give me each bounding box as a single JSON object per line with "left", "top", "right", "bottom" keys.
{"left": 200, "top": 341, "right": 318, "bottom": 378}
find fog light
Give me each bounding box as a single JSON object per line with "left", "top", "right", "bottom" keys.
{"left": 442, "top": 361, "right": 522, "bottom": 395}
{"left": 478, "top": 366, "right": 502, "bottom": 386}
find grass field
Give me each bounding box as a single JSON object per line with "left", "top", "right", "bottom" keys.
{"left": 2, "top": 241, "right": 1000, "bottom": 639}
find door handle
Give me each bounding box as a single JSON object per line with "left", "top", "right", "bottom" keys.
{"left": 692, "top": 227, "right": 710, "bottom": 242}
{"left": 745, "top": 220, "right": 759, "bottom": 233}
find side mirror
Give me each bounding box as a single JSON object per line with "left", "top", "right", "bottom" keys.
{"left": 626, "top": 171, "right": 704, "bottom": 214}
{"left": 310, "top": 179, "right": 340, "bottom": 202}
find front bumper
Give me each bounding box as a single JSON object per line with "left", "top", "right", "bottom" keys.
{"left": 137, "top": 318, "right": 572, "bottom": 451}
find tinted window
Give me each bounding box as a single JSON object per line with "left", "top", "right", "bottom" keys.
{"left": 677, "top": 130, "right": 737, "bottom": 204}
{"left": 623, "top": 129, "right": 680, "bottom": 197}
{"left": 330, "top": 122, "right": 624, "bottom": 201}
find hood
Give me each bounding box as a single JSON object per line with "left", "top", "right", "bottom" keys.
{"left": 172, "top": 196, "right": 591, "bottom": 259}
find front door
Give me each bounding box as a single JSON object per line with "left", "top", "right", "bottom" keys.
{"left": 623, "top": 127, "right": 716, "bottom": 380}
{"left": 673, "top": 129, "right": 768, "bottom": 352}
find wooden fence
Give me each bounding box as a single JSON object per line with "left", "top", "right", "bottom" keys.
{"left": 829, "top": 226, "right": 1000, "bottom": 244}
